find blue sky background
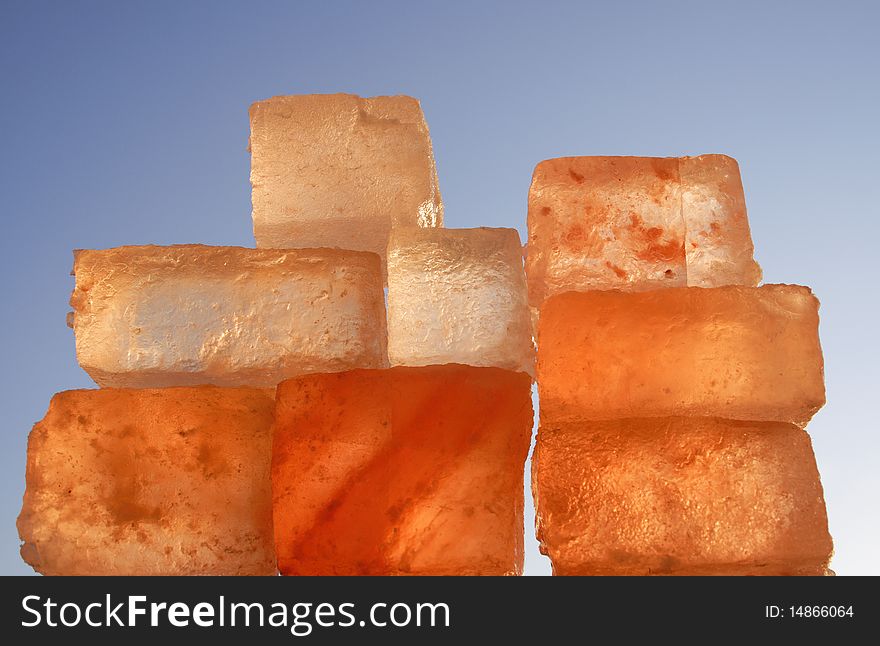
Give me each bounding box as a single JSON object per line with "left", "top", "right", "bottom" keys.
{"left": 1, "top": 0, "right": 878, "bottom": 575}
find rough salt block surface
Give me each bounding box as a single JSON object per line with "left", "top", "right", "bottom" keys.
{"left": 272, "top": 365, "right": 533, "bottom": 575}
{"left": 387, "top": 227, "right": 534, "bottom": 375}
{"left": 525, "top": 155, "right": 762, "bottom": 306}
{"left": 680, "top": 155, "right": 762, "bottom": 287}
{"left": 70, "top": 245, "right": 388, "bottom": 388}
{"left": 538, "top": 285, "right": 824, "bottom": 426}
{"left": 17, "top": 387, "right": 276, "bottom": 575}
{"left": 249, "top": 94, "right": 443, "bottom": 272}
{"left": 532, "top": 417, "right": 833, "bottom": 575}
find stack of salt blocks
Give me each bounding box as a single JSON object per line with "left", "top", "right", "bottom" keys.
{"left": 16, "top": 94, "right": 832, "bottom": 576}
{"left": 17, "top": 94, "right": 535, "bottom": 575}
{"left": 527, "top": 157, "right": 832, "bottom": 574}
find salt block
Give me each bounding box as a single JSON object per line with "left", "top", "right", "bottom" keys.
{"left": 17, "top": 387, "right": 276, "bottom": 575}
{"left": 387, "top": 227, "right": 534, "bottom": 375}
{"left": 249, "top": 94, "right": 443, "bottom": 272}
{"left": 532, "top": 418, "right": 833, "bottom": 575}
{"left": 272, "top": 365, "right": 533, "bottom": 575}
{"left": 537, "top": 285, "right": 824, "bottom": 426}
{"left": 525, "top": 155, "right": 761, "bottom": 306}
{"left": 70, "top": 245, "right": 388, "bottom": 388}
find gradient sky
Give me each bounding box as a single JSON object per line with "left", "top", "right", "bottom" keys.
{"left": 1, "top": 0, "right": 878, "bottom": 575}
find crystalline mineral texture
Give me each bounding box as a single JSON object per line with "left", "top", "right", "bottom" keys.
{"left": 272, "top": 365, "right": 533, "bottom": 575}
{"left": 525, "top": 155, "right": 762, "bottom": 306}
{"left": 70, "top": 245, "right": 388, "bottom": 388}
{"left": 249, "top": 94, "right": 443, "bottom": 271}
{"left": 537, "top": 285, "right": 825, "bottom": 426}
{"left": 532, "top": 417, "right": 833, "bottom": 575}
{"left": 17, "top": 387, "right": 276, "bottom": 575}
{"left": 387, "top": 227, "right": 534, "bottom": 375}
{"left": 680, "top": 155, "right": 762, "bottom": 288}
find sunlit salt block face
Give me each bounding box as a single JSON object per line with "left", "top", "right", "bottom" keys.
{"left": 532, "top": 418, "right": 833, "bottom": 576}
{"left": 249, "top": 93, "right": 443, "bottom": 275}
{"left": 525, "top": 155, "right": 761, "bottom": 307}
{"left": 537, "top": 285, "right": 825, "bottom": 427}
{"left": 386, "top": 227, "right": 534, "bottom": 376}
{"left": 70, "top": 245, "right": 388, "bottom": 388}
{"left": 272, "top": 365, "right": 533, "bottom": 576}
{"left": 680, "top": 155, "right": 763, "bottom": 287}
{"left": 18, "top": 387, "right": 276, "bottom": 576}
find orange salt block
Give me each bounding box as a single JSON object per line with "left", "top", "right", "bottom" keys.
{"left": 525, "top": 155, "right": 761, "bottom": 306}
{"left": 249, "top": 94, "right": 443, "bottom": 273}
{"left": 532, "top": 417, "right": 833, "bottom": 575}
{"left": 70, "top": 245, "right": 388, "bottom": 388}
{"left": 18, "top": 387, "right": 276, "bottom": 575}
{"left": 537, "top": 285, "right": 825, "bottom": 426}
{"left": 272, "top": 365, "right": 533, "bottom": 575}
